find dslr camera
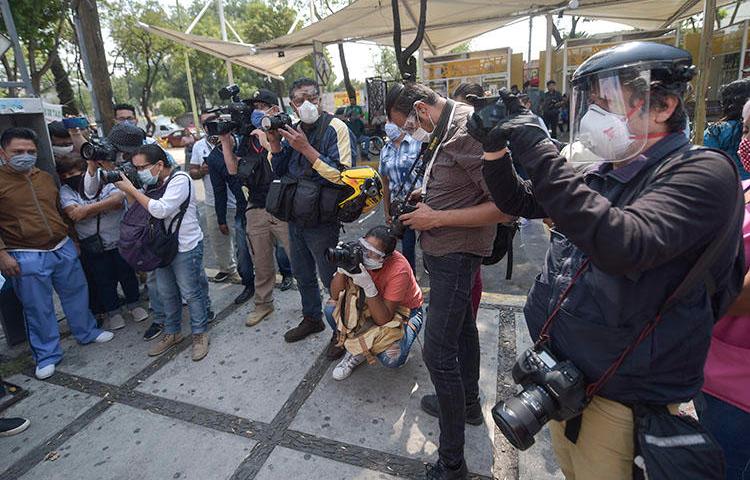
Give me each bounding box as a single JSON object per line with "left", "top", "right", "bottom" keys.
{"left": 260, "top": 112, "right": 293, "bottom": 131}
{"left": 204, "top": 84, "right": 255, "bottom": 137}
{"left": 492, "top": 347, "right": 587, "bottom": 450}
{"left": 81, "top": 138, "right": 117, "bottom": 163}
{"left": 389, "top": 200, "right": 418, "bottom": 238}
{"left": 325, "top": 241, "right": 364, "bottom": 274}
{"left": 465, "top": 93, "right": 507, "bottom": 130}
{"left": 99, "top": 162, "right": 141, "bottom": 189}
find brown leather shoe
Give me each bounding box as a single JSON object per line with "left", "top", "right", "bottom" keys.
{"left": 326, "top": 332, "right": 346, "bottom": 360}
{"left": 283, "top": 316, "right": 324, "bottom": 343}
{"left": 148, "top": 333, "right": 184, "bottom": 357}
{"left": 191, "top": 333, "right": 209, "bottom": 361}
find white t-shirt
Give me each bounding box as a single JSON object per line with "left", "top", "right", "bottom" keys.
{"left": 189, "top": 138, "right": 236, "bottom": 209}
{"left": 147, "top": 171, "right": 203, "bottom": 253}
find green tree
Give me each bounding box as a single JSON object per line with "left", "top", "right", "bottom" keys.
{"left": 158, "top": 97, "right": 185, "bottom": 119}
{"left": 372, "top": 47, "right": 400, "bottom": 81}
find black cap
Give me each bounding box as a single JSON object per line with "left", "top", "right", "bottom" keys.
{"left": 249, "top": 89, "right": 279, "bottom": 107}
{"left": 107, "top": 123, "right": 146, "bottom": 153}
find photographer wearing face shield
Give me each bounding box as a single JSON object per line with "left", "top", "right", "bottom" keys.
{"left": 470, "top": 42, "right": 745, "bottom": 479}
{"left": 386, "top": 82, "right": 513, "bottom": 480}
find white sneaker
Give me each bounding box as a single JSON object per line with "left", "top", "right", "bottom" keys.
{"left": 332, "top": 352, "right": 365, "bottom": 381}
{"left": 108, "top": 313, "right": 126, "bottom": 330}
{"left": 130, "top": 306, "right": 149, "bottom": 323}
{"left": 35, "top": 364, "right": 55, "bottom": 380}
{"left": 94, "top": 331, "right": 114, "bottom": 343}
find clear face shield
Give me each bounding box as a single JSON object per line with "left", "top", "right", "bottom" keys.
{"left": 568, "top": 68, "right": 651, "bottom": 163}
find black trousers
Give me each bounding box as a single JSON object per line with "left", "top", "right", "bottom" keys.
{"left": 422, "top": 252, "right": 482, "bottom": 467}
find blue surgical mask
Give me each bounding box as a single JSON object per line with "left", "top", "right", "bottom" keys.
{"left": 121, "top": 119, "right": 138, "bottom": 127}
{"left": 137, "top": 166, "right": 159, "bottom": 186}
{"left": 251, "top": 110, "right": 266, "bottom": 129}
{"left": 384, "top": 123, "right": 402, "bottom": 141}
{"left": 8, "top": 153, "right": 37, "bottom": 172}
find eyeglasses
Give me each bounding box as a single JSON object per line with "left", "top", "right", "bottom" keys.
{"left": 291, "top": 95, "right": 319, "bottom": 107}
{"left": 132, "top": 163, "right": 154, "bottom": 171}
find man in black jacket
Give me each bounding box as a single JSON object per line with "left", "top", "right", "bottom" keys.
{"left": 469, "top": 42, "right": 744, "bottom": 478}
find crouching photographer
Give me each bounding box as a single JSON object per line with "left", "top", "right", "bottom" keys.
{"left": 323, "top": 226, "right": 424, "bottom": 381}
{"left": 470, "top": 42, "right": 745, "bottom": 479}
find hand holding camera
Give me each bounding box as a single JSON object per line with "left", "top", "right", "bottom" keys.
{"left": 279, "top": 125, "right": 318, "bottom": 162}
{"left": 337, "top": 265, "right": 378, "bottom": 298}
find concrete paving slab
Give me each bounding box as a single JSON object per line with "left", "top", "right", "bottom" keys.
{"left": 290, "top": 308, "right": 500, "bottom": 477}
{"left": 515, "top": 312, "right": 564, "bottom": 480}
{"left": 256, "top": 446, "right": 399, "bottom": 480}
{"left": 208, "top": 280, "right": 245, "bottom": 315}
{"left": 19, "top": 403, "right": 255, "bottom": 480}
{"left": 0, "top": 375, "right": 99, "bottom": 474}
{"left": 135, "top": 288, "right": 328, "bottom": 423}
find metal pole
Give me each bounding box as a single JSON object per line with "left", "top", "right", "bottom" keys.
{"left": 0, "top": 0, "right": 33, "bottom": 96}
{"left": 694, "top": 0, "right": 717, "bottom": 146}
{"left": 739, "top": 19, "right": 748, "bottom": 80}
{"left": 545, "top": 13, "right": 553, "bottom": 84}
{"left": 562, "top": 39, "right": 569, "bottom": 93}
{"left": 216, "top": 0, "right": 233, "bottom": 84}
{"left": 675, "top": 21, "right": 682, "bottom": 47}
{"left": 506, "top": 48, "right": 512, "bottom": 89}
{"left": 185, "top": 53, "right": 201, "bottom": 131}
{"left": 528, "top": 15, "right": 533, "bottom": 63}
{"left": 186, "top": 0, "right": 213, "bottom": 34}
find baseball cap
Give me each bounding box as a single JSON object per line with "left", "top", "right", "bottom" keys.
{"left": 249, "top": 89, "right": 279, "bottom": 108}
{"left": 107, "top": 123, "right": 146, "bottom": 153}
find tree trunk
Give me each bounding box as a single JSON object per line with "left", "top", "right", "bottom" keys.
{"left": 1, "top": 55, "right": 18, "bottom": 97}
{"left": 72, "top": 0, "right": 115, "bottom": 133}
{"left": 338, "top": 42, "right": 357, "bottom": 106}
{"left": 50, "top": 52, "right": 79, "bottom": 116}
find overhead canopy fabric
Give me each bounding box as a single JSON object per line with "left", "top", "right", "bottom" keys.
{"left": 137, "top": 23, "right": 311, "bottom": 79}
{"left": 257, "top": 0, "right": 731, "bottom": 56}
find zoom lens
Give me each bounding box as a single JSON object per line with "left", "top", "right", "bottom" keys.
{"left": 491, "top": 386, "right": 556, "bottom": 451}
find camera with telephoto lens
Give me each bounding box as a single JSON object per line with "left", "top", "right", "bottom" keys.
{"left": 260, "top": 112, "right": 293, "bottom": 131}
{"left": 204, "top": 84, "right": 255, "bottom": 137}
{"left": 80, "top": 138, "right": 118, "bottom": 163}
{"left": 492, "top": 346, "right": 588, "bottom": 451}
{"left": 99, "top": 162, "right": 141, "bottom": 189}
{"left": 389, "top": 200, "right": 418, "bottom": 238}
{"left": 325, "top": 241, "right": 364, "bottom": 274}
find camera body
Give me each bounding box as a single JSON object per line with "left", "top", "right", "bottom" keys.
{"left": 492, "top": 347, "right": 587, "bottom": 450}
{"left": 260, "top": 112, "right": 293, "bottom": 131}
{"left": 325, "top": 241, "right": 364, "bottom": 274}
{"left": 81, "top": 138, "right": 117, "bottom": 163}
{"left": 465, "top": 94, "right": 508, "bottom": 130}
{"left": 389, "top": 200, "right": 418, "bottom": 238}
{"left": 204, "top": 84, "right": 255, "bottom": 137}
{"left": 99, "top": 162, "right": 142, "bottom": 189}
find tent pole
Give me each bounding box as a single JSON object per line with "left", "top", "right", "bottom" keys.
{"left": 739, "top": 19, "right": 748, "bottom": 80}
{"left": 185, "top": 53, "right": 201, "bottom": 131}
{"left": 693, "top": 0, "right": 716, "bottom": 146}
{"left": 528, "top": 15, "right": 533, "bottom": 63}
{"left": 545, "top": 13, "right": 553, "bottom": 84}
{"left": 217, "top": 0, "right": 234, "bottom": 84}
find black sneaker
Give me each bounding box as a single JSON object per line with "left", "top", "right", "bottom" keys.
{"left": 420, "top": 394, "right": 484, "bottom": 426}
{"left": 207, "top": 310, "right": 216, "bottom": 322}
{"left": 279, "top": 275, "right": 294, "bottom": 291}
{"left": 325, "top": 332, "right": 346, "bottom": 360}
{"left": 143, "top": 322, "right": 163, "bottom": 341}
{"left": 284, "top": 316, "right": 325, "bottom": 343}
{"left": 425, "top": 459, "right": 468, "bottom": 480}
{"left": 234, "top": 286, "right": 254, "bottom": 305}
{"left": 0, "top": 417, "right": 30, "bottom": 437}
{"left": 210, "top": 272, "right": 230, "bottom": 283}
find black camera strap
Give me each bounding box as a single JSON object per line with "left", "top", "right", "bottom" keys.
{"left": 390, "top": 99, "right": 455, "bottom": 202}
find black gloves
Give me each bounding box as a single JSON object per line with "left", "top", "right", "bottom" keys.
{"left": 467, "top": 89, "right": 549, "bottom": 154}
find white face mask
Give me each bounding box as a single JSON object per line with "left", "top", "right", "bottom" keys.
{"left": 52, "top": 145, "right": 74, "bottom": 156}
{"left": 408, "top": 106, "right": 434, "bottom": 143}
{"left": 297, "top": 100, "right": 320, "bottom": 124}
{"left": 578, "top": 104, "right": 634, "bottom": 160}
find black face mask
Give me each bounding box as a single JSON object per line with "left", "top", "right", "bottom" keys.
{"left": 63, "top": 174, "right": 83, "bottom": 192}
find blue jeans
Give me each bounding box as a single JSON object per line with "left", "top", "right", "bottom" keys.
{"left": 276, "top": 244, "right": 292, "bottom": 277}
{"left": 422, "top": 252, "right": 482, "bottom": 467}
{"left": 400, "top": 227, "right": 416, "bottom": 273}
{"left": 288, "top": 222, "right": 339, "bottom": 321}
{"left": 10, "top": 238, "right": 103, "bottom": 367}
{"left": 155, "top": 241, "right": 209, "bottom": 335}
{"left": 234, "top": 214, "right": 255, "bottom": 287}
{"left": 697, "top": 392, "right": 750, "bottom": 480}
{"left": 325, "top": 304, "right": 423, "bottom": 367}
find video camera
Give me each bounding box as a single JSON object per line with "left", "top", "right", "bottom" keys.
{"left": 492, "top": 347, "right": 587, "bottom": 450}
{"left": 204, "top": 84, "right": 255, "bottom": 137}
{"left": 325, "top": 241, "right": 364, "bottom": 274}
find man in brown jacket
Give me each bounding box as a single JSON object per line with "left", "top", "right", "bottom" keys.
{"left": 0, "top": 128, "right": 113, "bottom": 380}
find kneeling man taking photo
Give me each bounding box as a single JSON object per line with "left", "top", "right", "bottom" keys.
{"left": 324, "top": 226, "right": 424, "bottom": 380}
